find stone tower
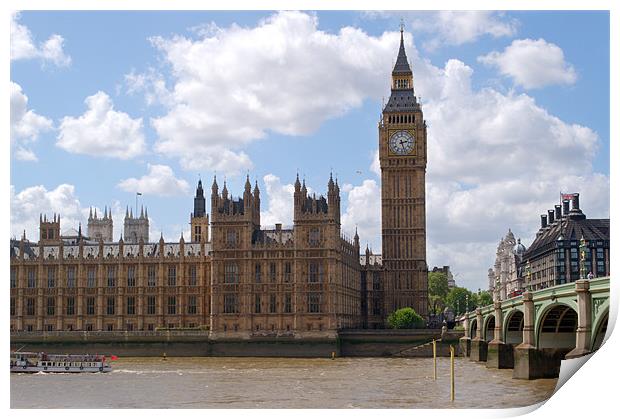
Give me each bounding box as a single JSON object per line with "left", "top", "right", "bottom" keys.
{"left": 209, "top": 175, "right": 261, "bottom": 333}
{"left": 190, "top": 179, "right": 210, "bottom": 243}
{"left": 123, "top": 206, "right": 149, "bottom": 243}
{"left": 378, "top": 26, "right": 428, "bottom": 319}
{"left": 87, "top": 206, "right": 113, "bottom": 242}
{"left": 39, "top": 213, "right": 61, "bottom": 244}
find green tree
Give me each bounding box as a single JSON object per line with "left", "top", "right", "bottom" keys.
{"left": 446, "top": 287, "right": 476, "bottom": 316}
{"left": 387, "top": 307, "right": 425, "bottom": 329}
{"left": 428, "top": 271, "right": 449, "bottom": 316}
{"left": 477, "top": 290, "right": 493, "bottom": 307}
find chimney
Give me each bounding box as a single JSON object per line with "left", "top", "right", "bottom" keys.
{"left": 547, "top": 209, "right": 555, "bottom": 225}
{"left": 563, "top": 199, "right": 570, "bottom": 216}
{"left": 540, "top": 214, "right": 548, "bottom": 229}
{"left": 275, "top": 223, "right": 282, "bottom": 232}
{"left": 555, "top": 205, "right": 562, "bottom": 220}
{"left": 572, "top": 193, "right": 580, "bottom": 212}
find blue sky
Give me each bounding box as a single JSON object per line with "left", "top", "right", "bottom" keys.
{"left": 10, "top": 10, "right": 610, "bottom": 291}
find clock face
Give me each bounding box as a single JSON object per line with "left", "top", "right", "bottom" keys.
{"left": 389, "top": 131, "right": 415, "bottom": 155}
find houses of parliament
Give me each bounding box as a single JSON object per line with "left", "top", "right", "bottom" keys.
{"left": 9, "top": 29, "right": 429, "bottom": 337}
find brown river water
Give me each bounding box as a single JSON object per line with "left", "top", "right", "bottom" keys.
{"left": 10, "top": 357, "right": 557, "bottom": 409}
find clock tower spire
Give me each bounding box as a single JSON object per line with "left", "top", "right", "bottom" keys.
{"left": 379, "top": 26, "right": 428, "bottom": 321}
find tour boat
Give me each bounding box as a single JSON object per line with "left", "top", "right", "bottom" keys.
{"left": 10, "top": 351, "right": 113, "bottom": 373}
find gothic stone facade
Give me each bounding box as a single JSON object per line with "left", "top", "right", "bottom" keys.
{"left": 10, "top": 30, "right": 429, "bottom": 335}
{"left": 9, "top": 175, "right": 362, "bottom": 338}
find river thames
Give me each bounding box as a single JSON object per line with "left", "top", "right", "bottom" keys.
{"left": 11, "top": 357, "right": 557, "bottom": 408}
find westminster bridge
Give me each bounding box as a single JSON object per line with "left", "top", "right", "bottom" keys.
{"left": 459, "top": 276, "right": 610, "bottom": 379}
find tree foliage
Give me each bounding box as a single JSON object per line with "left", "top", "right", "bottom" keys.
{"left": 446, "top": 287, "right": 495, "bottom": 316}
{"left": 477, "top": 290, "right": 493, "bottom": 307}
{"left": 387, "top": 307, "right": 425, "bottom": 329}
{"left": 428, "top": 271, "right": 449, "bottom": 315}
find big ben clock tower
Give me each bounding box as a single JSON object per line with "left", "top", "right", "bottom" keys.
{"left": 379, "top": 26, "right": 428, "bottom": 320}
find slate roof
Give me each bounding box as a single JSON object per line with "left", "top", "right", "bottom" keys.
{"left": 383, "top": 89, "right": 419, "bottom": 113}
{"left": 524, "top": 216, "right": 610, "bottom": 260}
{"left": 393, "top": 30, "right": 412, "bottom": 74}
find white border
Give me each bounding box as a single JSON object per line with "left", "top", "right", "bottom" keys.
{"left": 3, "top": 1, "right": 617, "bottom": 418}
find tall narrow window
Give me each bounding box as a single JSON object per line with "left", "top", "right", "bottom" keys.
{"left": 127, "top": 266, "right": 136, "bottom": 287}
{"left": 66, "top": 266, "right": 76, "bottom": 288}
{"left": 26, "top": 298, "right": 36, "bottom": 316}
{"left": 87, "top": 267, "right": 96, "bottom": 288}
{"left": 269, "top": 263, "right": 276, "bottom": 282}
{"left": 27, "top": 268, "right": 36, "bottom": 288}
{"left": 147, "top": 296, "right": 156, "bottom": 315}
{"left": 189, "top": 265, "right": 197, "bottom": 286}
{"left": 10, "top": 268, "right": 17, "bottom": 288}
{"left": 269, "top": 294, "right": 276, "bottom": 313}
{"left": 107, "top": 297, "right": 115, "bottom": 315}
{"left": 255, "top": 263, "right": 262, "bottom": 283}
{"left": 86, "top": 297, "right": 95, "bottom": 315}
{"left": 168, "top": 296, "right": 176, "bottom": 315}
{"left": 188, "top": 295, "right": 197, "bottom": 314}
{"left": 66, "top": 297, "right": 75, "bottom": 315}
{"left": 224, "top": 263, "right": 239, "bottom": 283}
{"left": 168, "top": 266, "right": 177, "bottom": 286}
{"left": 107, "top": 266, "right": 116, "bottom": 288}
{"left": 47, "top": 267, "right": 56, "bottom": 288}
{"left": 224, "top": 294, "right": 238, "bottom": 313}
{"left": 47, "top": 297, "right": 55, "bottom": 315}
{"left": 308, "top": 293, "right": 321, "bottom": 313}
{"left": 10, "top": 298, "right": 16, "bottom": 316}
{"left": 147, "top": 265, "right": 157, "bottom": 287}
{"left": 255, "top": 294, "right": 262, "bottom": 313}
{"left": 284, "top": 262, "right": 292, "bottom": 283}
{"left": 284, "top": 294, "right": 292, "bottom": 313}
{"left": 309, "top": 228, "right": 320, "bottom": 247}
{"left": 126, "top": 296, "right": 135, "bottom": 315}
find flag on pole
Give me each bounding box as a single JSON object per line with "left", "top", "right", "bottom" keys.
{"left": 136, "top": 192, "right": 142, "bottom": 196}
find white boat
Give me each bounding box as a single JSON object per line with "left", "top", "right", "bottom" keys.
{"left": 10, "top": 351, "right": 113, "bottom": 373}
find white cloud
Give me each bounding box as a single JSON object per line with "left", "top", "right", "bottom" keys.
{"left": 260, "top": 174, "right": 296, "bottom": 227}
{"left": 10, "top": 81, "right": 53, "bottom": 162}
{"left": 410, "top": 52, "right": 606, "bottom": 288}
{"left": 370, "top": 149, "right": 381, "bottom": 177}
{"left": 339, "top": 40, "right": 607, "bottom": 290}
{"left": 135, "top": 11, "right": 401, "bottom": 176}
{"left": 341, "top": 179, "right": 381, "bottom": 250}
{"left": 10, "top": 184, "right": 160, "bottom": 242}
{"left": 57, "top": 91, "right": 146, "bottom": 159}
{"left": 118, "top": 164, "right": 190, "bottom": 197}
{"left": 10, "top": 12, "right": 71, "bottom": 67}
{"left": 10, "top": 184, "right": 85, "bottom": 240}
{"left": 479, "top": 38, "right": 577, "bottom": 89}
{"left": 409, "top": 11, "right": 518, "bottom": 49}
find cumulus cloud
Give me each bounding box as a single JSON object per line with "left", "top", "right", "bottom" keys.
{"left": 337, "top": 40, "right": 607, "bottom": 289}
{"left": 118, "top": 164, "right": 190, "bottom": 197}
{"left": 409, "top": 11, "right": 518, "bottom": 50}
{"left": 260, "top": 174, "right": 296, "bottom": 227}
{"left": 11, "top": 12, "right": 71, "bottom": 67}
{"left": 133, "top": 11, "right": 401, "bottom": 176}
{"left": 341, "top": 179, "right": 382, "bottom": 250}
{"left": 10, "top": 184, "right": 86, "bottom": 240}
{"left": 479, "top": 38, "right": 577, "bottom": 89}
{"left": 10, "top": 81, "right": 54, "bottom": 162}
{"left": 10, "top": 184, "right": 161, "bottom": 242}
{"left": 57, "top": 91, "right": 146, "bottom": 159}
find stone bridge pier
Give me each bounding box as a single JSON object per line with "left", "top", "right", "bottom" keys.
{"left": 469, "top": 309, "right": 487, "bottom": 362}
{"left": 460, "top": 277, "right": 609, "bottom": 380}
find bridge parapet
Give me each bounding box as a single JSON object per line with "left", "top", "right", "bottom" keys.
{"left": 458, "top": 277, "right": 610, "bottom": 379}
